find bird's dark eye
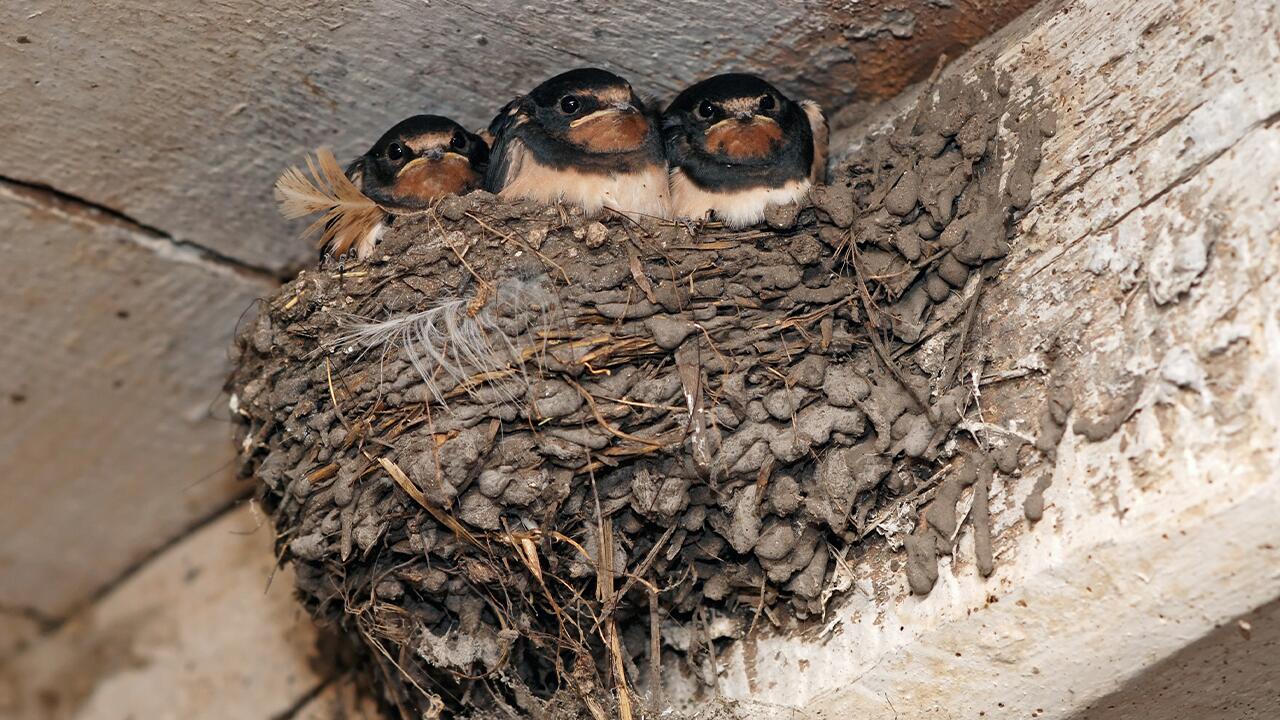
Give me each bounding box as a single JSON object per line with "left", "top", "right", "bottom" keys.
{"left": 559, "top": 95, "right": 581, "bottom": 114}
{"left": 450, "top": 131, "right": 467, "bottom": 149}
{"left": 386, "top": 142, "right": 404, "bottom": 161}
{"left": 696, "top": 100, "right": 715, "bottom": 120}
{"left": 759, "top": 94, "right": 776, "bottom": 111}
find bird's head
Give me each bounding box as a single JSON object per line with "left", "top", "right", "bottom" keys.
{"left": 353, "top": 115, "right": 488, "bottom": 206}
{"left": 663, "top": 73, "right": 809, "bottom": 168}
{"left": 511, "top": 68, "right": 655, "bottom": 158}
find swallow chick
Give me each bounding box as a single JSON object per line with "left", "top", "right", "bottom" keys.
{"left": 340, "top": 115, "right": 490, "bottom": 257}
{"left": 484, "top": 68, "right": 671, "bottom": 221}
{"left": 276, "top": 115, "right": 489, "bottom": 260}
{"left": 662, "top": 73, "right": 828, "bottom": 228}
{"left": 347, "top": 115, "right": 489, "bottom": 209}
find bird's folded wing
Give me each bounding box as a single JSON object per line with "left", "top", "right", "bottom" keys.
{"left": 801, "top": 100, "right": 829, "bottom": 184}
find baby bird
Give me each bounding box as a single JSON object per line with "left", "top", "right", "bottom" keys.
{"left": 277, "top": 114, "right": 489, "bottom": 260}
{"left": 348, "top": 115, "right": 489, "bottom": 207}
{"left": 662, "top": 73, "right": 828, "bottom": 228}
{"left": 484, "top": 68, "right": 671, "bottom": 220}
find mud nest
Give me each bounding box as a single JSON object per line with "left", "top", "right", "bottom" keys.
{"left": 229, "top": 69, "right": 1049, "bottom": 719}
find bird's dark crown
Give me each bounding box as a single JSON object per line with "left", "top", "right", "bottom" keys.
{"left": 365, "top": 115, "right": 483, "bottom": 160}
{"left": 526, "top": 68, "right": 634, "bottom": 108}
{"left": 360, "top": 114, "right": 487, "bottom": 181}
{"left": 666, "top": 73, "right": 788, "bottom": 116}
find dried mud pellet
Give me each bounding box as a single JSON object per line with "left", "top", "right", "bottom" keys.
{"left": 823, "top": 363, "right": 871, "bottom": 407}
{"left": 477, "top": 469, "right": 511, "bottom": 498}
{"left": 527, "top": 379, "right": 582, "bottom": 419}
{"left": 251, "top": 313, "right": 274, "bottom": 354}
{"left": 937, "top": 252, "right": 971, "bottom": 286}
{"left": 958, "top": 114, "right": 993, "bottom": 159}
{"left": 763, "top": 387, "right": 806, "bottom": 420}
{"left": 897, "top": 413, "right": 934, "bottom": 458}
{"left": 885, "top": 169, "right": 920, "bottom": 216}
{"left": 458, "top": 491, "right": 501, "bottom": 530}
{"left": 915, "top": 214, "right": 941, "bottom": 240}
{"left": 924, "top": 271, "right": 952, "bottom": 302}
{"left": 754, "top": 522, "right": 798, "bottom": 562}
{"left": 788, "top": 355, "right": 828, "bottom": 389}
{"left": 785, "top": 545, "right": 829, "bottom": 599}
{"left": 904, "top": 532, "right": 939, "bottom": 595}
{"left": 918, "top": 131, "right": 948, "bottom": 158}
{"left": 809, "top": 184, "right": 855, "bottom": 228}
{"left": 1007, "top": 167, "right": 1035, "bottom": 209}
{"left": 893, "top": 227, "right": 923, "bottom": 261}
{"left": 764, "top": 199, "right": 802, "bottom": 229}
{"left": 789, "top": 233, "right": 824, "bottom": 265}
{"left": 767, "top": 474, "right": 801, "bottom": 516}
{"left": 438, "top": 194, "right": 468, "bottom": 221}
{"left": 703, "top": 574, "right": 731, "bottom": 600}
{"left": 725, "top": 486, "right": 762, "bottom": 553}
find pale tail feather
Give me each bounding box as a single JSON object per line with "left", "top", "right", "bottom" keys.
{"left": 274, "top": 147, "right": 386, "bottom": 258}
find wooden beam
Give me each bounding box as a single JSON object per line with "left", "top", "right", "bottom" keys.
{"left": 0, "top": 506, "right": 325, "bottom": 720}
{"left": 0, "top": 186, "right": 272, "bottom": 621}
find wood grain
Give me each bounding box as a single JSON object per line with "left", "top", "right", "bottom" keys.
{"left": 0, "top": 506, "right": 324, "bottom": 720}
{"left": 0, "top": 187, "right": 270, "bottom": 620}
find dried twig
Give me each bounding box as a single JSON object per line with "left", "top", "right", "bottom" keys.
{"left": 939, "top": 266, "right": 992, "bottom": 391}
{"left": 648, "top": 585, "right": 662, "bottom": 708}
{"left": 377, "top": 457, "right": 481, "bottom": 548}
{"left": 699, "top": 609, "right": 721, "bottom": 696}
{"left": 593, "top": 525, "right": 676, "bottom": 632}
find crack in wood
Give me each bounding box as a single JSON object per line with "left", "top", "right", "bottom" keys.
{"left": 1044, "top": 97, "right": 1210, "bottom": 205}
{"left": 269, "top": 677, "right": 335, "bottom": 720}
{"left": 0, "top": 602, "right": 59, "bottom": 631}
{"left": 1026, "top": 108, "right": 1280, "bottom": 282}
{"left": 0, "top": 174, "right": 282, "bottom": 285}
{"left": 38, "top": 491, "right": 253, "bottom": 633}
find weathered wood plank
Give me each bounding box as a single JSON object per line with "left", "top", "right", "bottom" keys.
{"left": 0, "top": 613, "right": 42, "bottom": 663}
{"left": 712, "top": 127, "right": 1280, "bottom": 718}
{"left": 793, "top": 125, "right": 1280, "bottom": 720}
{"left": 0, "top": 187, "right": 272, "bottom": 620}
{"left": 0, "top": 506, "right": 324, "bottom": 720}
{"left": 293, "top": 681, "right": 381, "bottom": 720}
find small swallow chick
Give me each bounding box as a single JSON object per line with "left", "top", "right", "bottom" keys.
{"left": 485, "top": 68, "right": 671, "bottom": 220}
{"left": 347, "top": 114, "right": 489, "bottom": 209}
{"left": 276, "top": 114, "right": 489, "bottom": 260}
{"left": 662, "top": 73, "right": 828, "bottom": 228}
